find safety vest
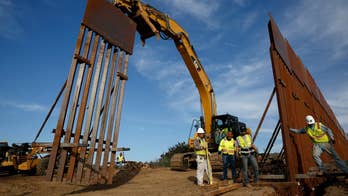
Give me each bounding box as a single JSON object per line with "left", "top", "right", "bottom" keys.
{"left": 306, "top": 122, "right": 329, "bottom": 143}
{"left": 218, "top": 137, "right": 235, "bottom": 155}
{"left": 195, "top": 138, "right": 207, "bottom": 156}
{"left": 118, "top": 154, "right": 124, "bottom": 162}
{"left": 237, "top": 134, "right": 252, "bottom": 149}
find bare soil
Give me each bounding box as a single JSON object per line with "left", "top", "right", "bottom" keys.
{"left": 0, "top": 168, "right": 277, "bottom": 196}
{"left": 0, "top": 168, "right": 346, "bottom": 196}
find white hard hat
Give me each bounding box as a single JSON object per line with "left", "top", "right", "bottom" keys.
{"left": 197, "top": 127, "right": 205, "bottom": 134}
{"left": 305, "top": 115, "right": 315, "bottom": 125}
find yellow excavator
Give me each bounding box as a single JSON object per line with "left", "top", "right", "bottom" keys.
{"left": 0, "top": 142, "right": 50, "bottom": 175}
{"left": 114, "top": 0, "right": 246, "bottom": 170}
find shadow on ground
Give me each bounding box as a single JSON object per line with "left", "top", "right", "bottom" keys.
{"left": 66, "top": 162, "right": 141, "bottom": 195}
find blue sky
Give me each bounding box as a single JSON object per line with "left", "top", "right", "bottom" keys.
{"left": 0, "top": 0, "right": 347, "bottom": 162}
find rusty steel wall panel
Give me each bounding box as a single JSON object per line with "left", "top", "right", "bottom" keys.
{"left": 268, "top": 16, "right": 348, "bottom": 187}
{"left": 268, "top": 15, "right": 291, "bottom": 70}
{"left": 46, "top": 25, "right": 86, "bottom": 181}
{"left": 286, "top": 41, "right": 306, "bottom": 86}
{"left": 82, "top": 0, "right": 136, "bottom": 54}
{"left": 47, "top": 0, "right": 134, "bottom": 185}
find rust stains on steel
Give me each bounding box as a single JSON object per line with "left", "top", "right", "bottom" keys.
{"left": 82, "top": 0, "right": 136, "bottom": 54}
{"left": 268, "top": 15, "right": 348, "bottom": 191}
{"left": 46, "top": 0, "right": 135, "bottom": 184}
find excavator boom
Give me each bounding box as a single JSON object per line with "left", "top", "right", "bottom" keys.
{"left": 114, "top": 0, "right": 217, "bottom": 142}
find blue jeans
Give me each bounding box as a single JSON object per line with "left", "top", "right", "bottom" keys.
{"left": 313, "top": 142, "right": 348, "bottom": 173}
{"left": 241, "top": 153, "right": 259, "bottom": 184}
{"left": 222, "top": 154, "right": 236, "bottom": 180}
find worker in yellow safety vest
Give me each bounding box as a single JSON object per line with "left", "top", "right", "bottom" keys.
{"left": 218, "top": 131, "right": 237, "bottom": 182}
{"left": 236, "top": 126, "right": 259, "bottom": 187}
{"left": 194, "top": 127, "right": 211, "bottom": 186}
{"left": 290, "top": 115, "right": 348, "bottom": 175}
{"left": 117, "top": 152, "right": 126, "bottom": 167}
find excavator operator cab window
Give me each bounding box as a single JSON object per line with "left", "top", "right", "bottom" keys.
{"left": 216, "top": 119, "right": 224, "bottom": 127}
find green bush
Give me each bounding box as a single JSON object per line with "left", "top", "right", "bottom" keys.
{"left": 152, "top": 142, "right": 190, "bottom": 167}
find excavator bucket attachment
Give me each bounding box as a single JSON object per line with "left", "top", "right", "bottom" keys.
{"left": 46, "top": 0, "right": 136, "bottom": 185}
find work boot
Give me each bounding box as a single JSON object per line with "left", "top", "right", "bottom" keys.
{"left": 245, "top": 183, "right": 252, "bottom": 188}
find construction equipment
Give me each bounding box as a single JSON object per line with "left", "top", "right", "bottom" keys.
{"left": 0, "top": 142, "right": 51, "bottom": 175}
{"left": 43, "top": 0, "right": 136, "bottom": 184}
{"left": 113, "top": 0, "right": 246, "bottom": 170}
{"left": 0, "top": 142, "right": 16, "bottom": 175}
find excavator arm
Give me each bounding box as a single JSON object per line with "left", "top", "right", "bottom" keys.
{"left": 114, "top": 0, "right": 217, "bottom": 141}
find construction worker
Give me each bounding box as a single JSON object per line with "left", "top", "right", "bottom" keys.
{"left": 236, "top": 126, "right": 259, "bottom": 187}
{"left": 289, "top": 115, "right": 348, "bottom": 175}
{"left": 246, "top": 127, "right": 252, "bottom": 136}
{"left": 214, "top": 127, "right": 229, "bottom": 145}
{"left": 117, "top": 152, "right": 126, "bottom": 167}
{"left": 194, "top": 127, "right": 211, "bottom": 186}
{"left": 222, "top": 127, "right": 229, "bottom": 136}
{"left": 218, "top": 131, "right": 237, "bottom": 182}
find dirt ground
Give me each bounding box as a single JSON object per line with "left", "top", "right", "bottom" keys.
{"left": 0, "top": 168, "right": 346, "bottom": 196}
{"left": 0, "top": 168, "right": 277, "bottom": 196}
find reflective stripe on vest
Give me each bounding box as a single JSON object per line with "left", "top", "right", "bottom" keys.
{"left": 195, "top": 138, "right": 207, "bottom": 156}
{"left": 218, "top": 138, "right": 235, "bottom": 155}
{"left": 237, "top": 135, "right": 252, "bottom": 149}
{"left": 306, "top": 122, "right": 329, "bottom": 143}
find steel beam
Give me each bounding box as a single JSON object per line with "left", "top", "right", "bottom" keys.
{"left": 107, "top": 54, "right": 129, "bottom": 184}
{"left": 34, "top": 80, "right": 67, "bottom": 142}
{"left": 101, "top": 48, "right": 122, "bottom": 178}
{"left": 56, "top": 29, "right": 93, "bottom": 182}
{"left": 46, "top": 25, "right": 86, "bottom": 181}
{"left": 66, "top": 33, "right": 101, "bottom": 182}
{"left": 75, "top": 40, "right": 106, "bottom": 183}
{"left": 253, "top": 87, "right": 276, "bottom": 142}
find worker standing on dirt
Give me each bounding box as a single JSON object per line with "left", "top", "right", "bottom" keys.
{"left": 237, "top": 126, "right": 259, "bottom": 187}
{"left": 194, "top": 127, "right": 211, "bottom": 186}
{"left": 218, "top": 131, "right": 237, "bottom": 182}
{"left": 289, "top": 115, "right": 348, "bottom": 175}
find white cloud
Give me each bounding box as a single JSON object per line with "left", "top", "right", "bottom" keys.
{"left": 242, "top": 11, "right": 259, "bottom": 31}
{"left": 327, "top": 85, "right": 348, "bottom": 132}
{"left": 0, "top": 0, "right": 23, "bottom": 39}
{"left": 212, "top": 57, "right": 271, "bottom": 92}
{"left": 132, "top": 42, "right": 278, "bottom": 125}
{"left": 132, "top": 44, "right": 200, "bottom": 113}
{"left": 216, "top": 87, "right": 277, "bottom": 120}
{"left": 196, "top": 33, "right": 224, "bottom": 51}
{"left": 282, "top": 0, "right": 348, "bottom": 61}
{"left": 279, "top": 0, "right": 348, "bottom": 132}
{"left": 133, "top": 45, "right": 186, "bottom": 80}
{"left": 0, "top": 101, "right": 47, "bottom": 112}
{"left": 164, "top": 0, "right": 220, "bottom": 28}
